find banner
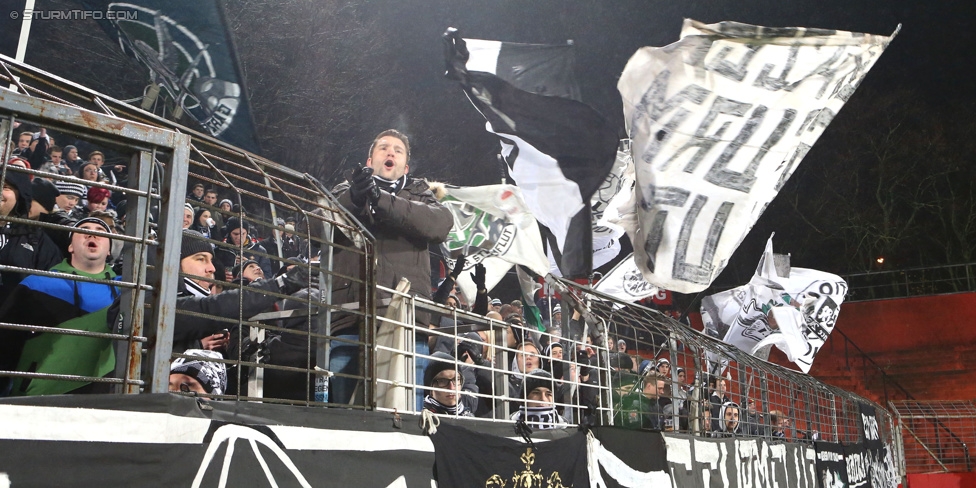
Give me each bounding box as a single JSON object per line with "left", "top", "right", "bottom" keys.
{"left": 588, "top": 427, "right": 671, "bottom": 487}
{"left": 664, "top": 434, "right": 818, "bottom": 488}
{"left": 437, "top": 184, "right": 549, "bottom": 302}
{"left": 430, "top": 422, "right": 588, "bottom": 488}
{"left": 617, "top": 19, "right": 898, "bottom": 293}
{"left": 81, "top": 0, "right": 261, "bottom": 152}
{"left": 445, "top": 28, "right": 619, "bottom": 278}
{"left": 701, "top": 234, "right": 847, "bottom": 373}
{"left": 594, "top": 254, "right": 659, "bottom": 303}
{"left": 857, "top": 403, "right": 899, "bottom": 488}
{"left": 815, "top": 442, "right": 849, "bottom": 488}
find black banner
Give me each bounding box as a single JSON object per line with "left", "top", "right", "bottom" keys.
{"left": 845, "top": 442, "right": 871, "bottom": 488}
{"left": 430, "top": 422, "right": 587, "bottom": 488}
{"left": 591, "top": 427, "right": 671, "bottom": 487}
{"left": 816, "top": 441, "right": 849, "bottom": 488}
{"left": 80, "top": 0, "right": 260, "bottom": 153}
{"left": 663, "top": 433, "right": 817, "bottom": 488}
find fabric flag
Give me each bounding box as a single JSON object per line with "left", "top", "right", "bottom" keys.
{"left": 81, "top": 0, "right": 261, "bottom": 152}
{"left": 436, "top": 183, "right": 549, "bottom": 303}
{"left": 444, "top": 28, "right": 619, "bottom": 279}
{"left": 548, "top": 145, "right": 632, "bottom": 277}
{"left": 430, "top": 422, "right": 588, "bottom": 488}
{"left": 594, "top": 253, "right": 659, "bottom": 303}
{"left": 616, "top": 19, "right": 898, "bottom": 293}
{"left": 701, "top": 234, "right": 847, "bottom": 373}
{"left": 461, "top": 38, "right": 581, "bottom": 100}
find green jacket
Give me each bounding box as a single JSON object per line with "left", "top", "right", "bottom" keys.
{"left": 0, "top": 259, "right": 120, "bottom": 395}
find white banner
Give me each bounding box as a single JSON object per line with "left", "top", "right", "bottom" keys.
{"left": 617, "top": 19, "right": 898, "bottom": 293}
{"left": 701, "top": 235, "right": 847, "bottom": 373}
{"left": 594, "top": 253, "right": 659, "bottom": 303}
{"left": 437, "top": 184, "right": 549, "bottom": 302}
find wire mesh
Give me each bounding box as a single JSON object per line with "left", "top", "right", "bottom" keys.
{"left": 891, "top": 400, "right": 975, "bottom": 474}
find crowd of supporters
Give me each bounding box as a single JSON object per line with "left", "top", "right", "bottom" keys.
{"left": 0, "top": 124, "right": 810, "bottom": 440}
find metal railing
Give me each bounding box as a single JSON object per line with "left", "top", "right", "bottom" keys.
{"left": 0, "top": 54, "right": 902, "bottom": 471}
{"left": 891, "top": 400, "right": 974, "bottom": 474}
{"left": 842, "top": 263, "right": 976, "bottom": 302}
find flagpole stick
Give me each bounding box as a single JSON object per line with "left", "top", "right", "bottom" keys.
{"left": 9, "top": 0, "right": 35, "bottom": 90}
{"left": 496, "top": 153, "right": 506, "bottom": 184}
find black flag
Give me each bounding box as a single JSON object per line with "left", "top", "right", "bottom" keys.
{"left": 80, "top": 0, "right": 261, "bottom": 153}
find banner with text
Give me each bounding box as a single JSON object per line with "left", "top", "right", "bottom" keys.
{"left": 437, "top": 184, "right": 549, "bottom": 302}
{"left": 617, "top": 19, "right": 898, "bottom": 293}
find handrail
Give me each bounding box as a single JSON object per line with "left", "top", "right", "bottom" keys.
{"left": 833, "top": 327, "right": 971, "bottom": 471}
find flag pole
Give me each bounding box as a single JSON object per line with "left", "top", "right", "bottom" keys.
{"left": 9, "top": 0, "right": 35, "bottom": 90}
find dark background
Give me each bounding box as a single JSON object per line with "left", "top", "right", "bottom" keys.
{"left": 4, "top": 0, "right": 974, "bottom": 288}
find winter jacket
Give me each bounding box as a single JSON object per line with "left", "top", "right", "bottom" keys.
{"left": 329, "top": 177, "right": 452, "bottom": 329}
{"left": 0, "top": 223, "right": 64, "bottom": 303}
{"left": 173, "top": 275, "right": 286, "bottom": 354}
{"left": 0, "top": 260, "right": 120, "bottom": 396}
{"left": 215, "top": 237, "right": 273, "bottom": 278}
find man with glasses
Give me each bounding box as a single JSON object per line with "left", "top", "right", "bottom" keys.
{"left": 422, "top": 351, "right": 476, "bottom": 416}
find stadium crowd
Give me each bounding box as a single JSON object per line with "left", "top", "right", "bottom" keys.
{"left": 0, "top": 124, "right": 805, "bottom": 439}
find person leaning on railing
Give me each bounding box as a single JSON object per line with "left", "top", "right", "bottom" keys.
{"left": 173, "top": 230, "right": 309, "bottom": 355}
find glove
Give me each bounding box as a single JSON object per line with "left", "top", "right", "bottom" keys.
{"left": 348, "top": 166, "right": 376, "bottom": 208}
{"left": 277, "top": 263, "right": 310, "bottom": 295}
{"left": 471, "top": 263, "right": 486, "bottom": 289}
{"left": 450, "top": 255, "right": 467, "bottom": 280}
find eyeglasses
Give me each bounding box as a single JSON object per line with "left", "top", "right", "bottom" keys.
{"left": 432, "top": 376, "right": 463, "bottom": 389}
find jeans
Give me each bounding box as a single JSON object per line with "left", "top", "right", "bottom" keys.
{"left": 329, "top": 333, "right": 361, "bottom": 405}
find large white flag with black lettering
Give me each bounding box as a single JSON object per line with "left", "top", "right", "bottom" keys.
{"left": 701, "top": 234, "right": 848, "bottom": 373}
{"left": 617, "top": 20, "right": 898, "bottom": 293}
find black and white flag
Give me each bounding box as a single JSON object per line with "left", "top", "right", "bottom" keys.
{"left": 460, "top": 38, "right": 581, "bottom": 100}
{"left": 616, "top": 19, "right": 898, "bottom": 293}
{"left": 435, "top": 183, "right": 549, "bottom": 302}
{"left": 701, "top": 235, "right": 847, "bottom": 373}
{"left": 81, "top": 0, "right": 261, "bottom": 152}
{"left": 444, "top": 28, "right": 619, "bottom": 279}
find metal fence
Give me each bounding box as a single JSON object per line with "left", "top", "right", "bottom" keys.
{"left": 0, "top": 54, "right": 901, "bottom": 467}
{"left": 843, "top": 263, "right": 976, "bottom": 302}
{"left": 891, "top": 400, "right": 975, "bottom": 474}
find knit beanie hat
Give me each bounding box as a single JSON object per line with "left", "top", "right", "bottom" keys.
{"left": 31, "top": 177, "right": 60, "bottom": 212}
{"left": 79, "top": 160, "right": 98, "bottom": 176}
{"left": 423, "top": 351, "right": 457, "bottom": 389}
{"left": 170, "top": 349, "right": 227, "bottom": 396}
{"left": 55, "top": 181, "right": 86, "bottom": 198}
{"left": 524, "top": 369, "right": 555, "bottom": 397}
{"left": 2, "top": 164, "right": 32, "bottom": 216}
{"left": 224, "top": 216, "right": 245, "bottom": 232}
{"left": 231, "top": 259, "right": 259, "bottom": 279}
{"left": 69, "top": 216, "right": 112, "bottom": 242}
{"left": 181, "top": 229, "right": 213, "bottom": 261}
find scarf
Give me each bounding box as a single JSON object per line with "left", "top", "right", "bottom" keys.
{"left": 372, "top": 174, "right": 407, "bottom": 194}
{"left": 423, "top": 395, "right": 466, "bottom": 416}
{"left": 512, "top": 405, "right": 563, "bottom": 430}
{"left": 182, "top": 276, "right": 210, "bottom": 297}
